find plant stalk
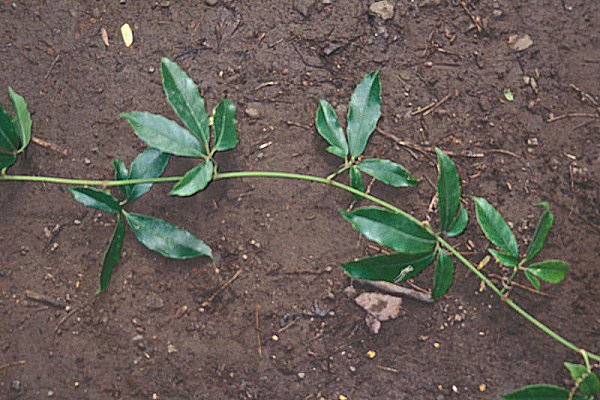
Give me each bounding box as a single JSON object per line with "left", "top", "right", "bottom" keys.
{"left": 1, "top": 169, "right": 599, "bottom": 363}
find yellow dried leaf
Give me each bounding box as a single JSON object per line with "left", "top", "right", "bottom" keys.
{"left": 121, "top": 23, "right": 133, "bottom": 47}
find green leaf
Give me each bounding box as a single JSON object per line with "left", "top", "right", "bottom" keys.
{"left": 524, "top": 270, "right": 541, "bottom": 290}
{"left": 347, "top": 71, "right": 381, "bottom": 158}
{"left": 343, "top": 250, "right": 436, "bottom": 282}
{"left": 564, "top": 363, "right": 600, "bottom": 397}
{"left": 525, "top": 202, "right": 554, "bottom": 263}
{"left": 435, "top": 148, "right": 461, "bottom": 233}
{"left": 123, "top": 211, "right": 212, "bottom": 260}
{"left": 340, "top": 207, "right": 437, "bottom": 254}
{"left": 526, "top": 260, "right": 569, "bottom": 284}
{"left": 0, "top": 103, "right": 18, "bottom": 152}
{"left": 113, "top": 159, "right": 130, "bottom": 198}
{"left": 488, "top": 248, "right": 519, "bottom": 267}
{"left": 357, "top": 158, "right": 419, "bottom": 188}
{"left": 170, "top": 160, "right": 214, "bottom": 197}
{"left": 96, "top": 215, "right": 125, "bottom": 295}
{"left": 326, "top": 145, "right": 347, "bottom": 159}
{"left": 69, "top": 187, "right": 121, "bottom": 214}
{"left": 316, "top": 99, "right": 348, "bottom": 156}
{"left": 349, "top": 166, "right": 364, "bottom": 201}
{"left": 0, "top": 152, "right": 16, "bottom": 169}
{"left": 501, "top": 384, "right": 584, "bottom": 400}
{"left": 432, "top": 249, "right": 455, "bottom": 298}
{"left": 8, "top": 87, "right": 32, "bottom": 152}
{"left": 445, "top": 204, "right": 468, "bottom": 238}
{"left": 120, "top": 112, "right": 205, "bottom": 157}
{"left": 213, "top": 99, "right": 238, "bottom": 151}
{"left": 161, "top": 58, "right": 210, "bottom": 149}
{"left": 127, "top": 148, "right": 169, "bottom": 202}
{"left": 473, "top": 197, "right": 519, "bottom": 257}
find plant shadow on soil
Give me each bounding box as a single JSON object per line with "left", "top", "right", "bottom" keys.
{"left": 1, "top": 1, "right": 599, "bottom": 399}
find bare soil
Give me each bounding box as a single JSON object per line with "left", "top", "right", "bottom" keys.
{"left": 1, "top": 1, "right": 599, "bottom": 399}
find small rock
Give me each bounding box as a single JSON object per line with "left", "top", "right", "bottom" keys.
{"left": 244, "top": 105, "right": 260, "bottom": 118}
{"left": 509, "top": 34, "right": 533, "bottom": 52}
{"left": 145, "top": 293, "right": 164, "bottom": 310}
{"left": 294, "top": 0, "right": 316, "bottom": 17}
{"left": 492, "top": 9, "right": 504, "bottom": 19}
{"left": 369, "top": 1, "right": 394, "bottom": 20}
{"left": 132, "top": 334, "right": 144, "bottom": 341}
{"left": 297, "top": 372, "right": 306, "bottom": 379}
{"left": 92, "top": 7, "right": 101, "bottom": 18}
{"left": 83, "top": 157, "right": 91, "bottom": 165}
{"left": 527, "top": 138, "right": 539, "bottom": 146}
{"left": 167, "top": 343, "right": 177, "bottom": 353}
{"left": 47, "top": 390, "right": 55, "bottom": 397}
{"left": 11, "top": 380, "right": 21, "bottom": 391}
{"left": 419, "top": 0, "right": 443, "bottom": 6}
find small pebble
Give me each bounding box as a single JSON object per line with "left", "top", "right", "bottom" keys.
{"left": 11, "top": 380, "right": 21, "bottom": 391}
{"left": 297, "top": 372, "right": 306, "bottom": 379}
{"left": 83, "top": 157, "right": 91, "bottom": 165}
{"left": 204, "top": 0, "right": 218, "bottom": 5}
{"left": 47, "top": 390, "right": 54, "bottom": 397}
{"left": 271, "top": 335, "right": 279, "bottom": 342}
{"left": 366, "top": 350, "right": 376, "bottom": 359}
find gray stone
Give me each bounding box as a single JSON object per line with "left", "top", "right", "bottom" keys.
{"left": 145, "top": 293, "right": 164, "bottom": 310}
{"left": 369, "top": 1, "right": 394, "bottom": 20}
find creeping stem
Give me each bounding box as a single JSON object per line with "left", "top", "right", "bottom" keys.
{"left": 1, "top": 170, "right": 599, "bottom": 363}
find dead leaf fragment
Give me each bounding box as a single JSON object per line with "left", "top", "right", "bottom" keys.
{"left": 508, "top": 34, "right": 533, "bottom": 51}
{"left": 121, "top": 23, "right": 133, "bottom": 47}
{"left": 101, "top": 27, "right": 109, "bottom": 47}
{"left": 355, "top": 292, "right": 403, "bottom": 334}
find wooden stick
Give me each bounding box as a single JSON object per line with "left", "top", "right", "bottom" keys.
{"left": 25, "top": 290, "right": 66, "bottom": 309}
{"left": 200, "top": 268, "right": 242, "bottom": 307}
{"left": 354, "top": 279, "right": 433, "bottom": 303}
{"left": 459, "top": 0, "right": 482, "bottom": 32}
{"left": 31, "top": 136, "right": 68, "bottom": 156}
{"left": 0, "top": 360, "right": 26, "bottom": 371}
{"left": 255, "top": 304, "right": 263, "bottom": 357}
{"left": 547, "top": 113, "right": 600, "bottom": 123}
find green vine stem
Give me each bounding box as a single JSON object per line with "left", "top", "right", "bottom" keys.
{"left": 1, "top": 170, "right": 599, "bottom": 364}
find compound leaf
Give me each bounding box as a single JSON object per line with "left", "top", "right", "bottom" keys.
{"left": 8, "top": 87, "right": 31, "bottom": 152}
{"left": 342, "top": 250, "right": 436, "bottom": 283}
{"left": 501, "top": 384, "right": 583, "bottom": 400}
{"left": 316, "top": 99, "right": 348, "bottom": 157}
{"left": 170, "top": 159, "right": 214, "bottom": 197}
{"left": 69, "top": 187, "right": 121, "bottom": 214}
{"left": 357, "top": 158, "right": 419, "bottom": 188}
{"left": 340, "top": 207, "right": 436, "bottom": 254}
{"left": 349, "top": 166, "right": 364, "bottom": 201}
{"left": 526, "top": 260, "right": 569, "bottom": 284}
{"left": 0, "top": 103, "right": 18, "bottom": 152}
{"left": 123, "top": 211, "right": 212, "bottom": 260}
{"left": 96, "top": 215, "right": 125, "bottom": 295}
{"left": 445, "top": 204, "right": 468, "bottom": 238}
{"left": 473, "top": 197, "right": 519, "bottom": 258}
{"left": 488, "top": 248, "right": 519, "bottom": 267}
{"left": 113, "top": 159, "right": 130, "bottom": 198}
{"left": 213, "top": 99, "right": 238, "bottom": 151}
{"left": 121, "top": 112, "right": 205, "bottom": 157}
{"left": 127, "top": 148, "right": 170, "bottom": 202}
{"left": 161, "top": 58, "right": 210, "bottom": 149}
{"left": 436, "top": 148, "right": 461, "bottom": 233}
{"left": 564, "top": 363, "right": 600, "bottom": 397}
{"left": 347, "top": 71, "right": 381, "bottom": 158}
{"left": 432, "top": 249, "right": 455, "bottom": 298}
{"left": 524, "top": 270, "right": 541, "bottom": 290}
{"left": 525, "top": 202, "right": 554, "bottom": 263}
{"left": 326, "top": 145, "right": 347, "bottom": 159}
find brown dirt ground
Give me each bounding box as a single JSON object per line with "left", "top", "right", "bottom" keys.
{"left": 1, "top": 1, "right": 599, "bottom": 399}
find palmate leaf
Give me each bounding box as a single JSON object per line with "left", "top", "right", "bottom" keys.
{"left": 432, "top": 249, "right": 455, "bottom": 298}
{"left": 123, "top": 211, "right": 212, "bottom": 260}
{"left": 435, "top": 148, "right": 461, "bottom": 233}
{"left": 342, "top": 250, "right": 436, "bottom": 282}
{"left": 340, "top": 207, "right": 436, "bottom": 254}
{"left": 473, "top": 197, "right": 519, "bottom": 258}
{"left": 316, "top": 99, "right": 348, "bottom": 157}
{"left": 357, "top": 158, "right": 419, "bottom": 188}
{"left": 347, "top": 71, "right": 381, "bottom": 158}
{"left": 349, "top": 166, "right": 364, "bottom": 201}
{"left": 97, "top": 215, "right": 125, "bottom": 295}
{"left": 501, "top": 384, "right": 584, "bottom": 400}
{"left": 0, "top": 102, "right": 19, "bottom": 152}
{"left": 170, "top": 159, "right": 214, "bottom": 197}
{"left": 526, "top": 260, "right": 569, "bottom": 284}
{"left": 564, "top": 363, "right": 600, "bottom": 397}
{"left": 120, "top": 112, "right": 205, "bottom": 158}
{"left": 127, "top": 148, "right": 169, "bottom": 202}
{"left": 161, "top": 58, "right": 210, "bottom": 150}
{"left": 69, "top": 187, "right": 121, "bottom": 214}
{"left": 525, "top": 202, "right": 554, "bottom": 263}
{"left": 8, "top": 87, "right": 31, "bottom": 152}
{"left": 213, "top": 99, "right": 238, "bottom": 151}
